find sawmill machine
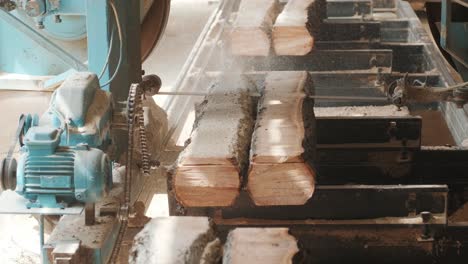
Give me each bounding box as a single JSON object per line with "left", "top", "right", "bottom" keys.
{"left": 426, "top": 0, "right": 468, "bottom": 81}
{"left": 0, "top": 0, "right": 167, "bottom": 263}
{"left": 161, "top": 0, "right": 468, "bottom": 262}
{"left": 1, "top": 72, "right": 113, "bottom": 210}
{"left": 0, "top": 70, "right": 161, "bottom": 263}
{"left": 1, "top": 0, "right": 468, "bottom": 263}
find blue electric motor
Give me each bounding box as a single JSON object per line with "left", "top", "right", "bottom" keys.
{"left": 13, "top": 72, "right": 113, "bottom": 208}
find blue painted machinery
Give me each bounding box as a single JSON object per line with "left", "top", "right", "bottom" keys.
{"left": 3, "top": 72, "right": 114, "bottom": 208}
{"left": 0, "top": 0, "right": 166, "bottom": 262}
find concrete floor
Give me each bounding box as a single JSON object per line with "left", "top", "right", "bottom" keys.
{"left": 0, "top": 1, "right": 217, "bottom": 263}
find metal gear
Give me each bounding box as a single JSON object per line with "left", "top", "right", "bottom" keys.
{"left": 0, "top": 114, "right": 27, "bottom": 192}
{"left": 109, "top": 81, "right": 153, "bottom": 263}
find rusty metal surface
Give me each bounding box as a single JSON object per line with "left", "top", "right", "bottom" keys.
{"left": 140, "top": 0, "right": 171, "bottom": 61}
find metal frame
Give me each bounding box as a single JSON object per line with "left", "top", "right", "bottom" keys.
{"left": 441, "top": 0, "right": 468, "bottom": 80}
{"left": 163, "top": 0, "right": 468, "bottom": 262}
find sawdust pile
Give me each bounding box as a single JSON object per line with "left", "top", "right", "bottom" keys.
{"left": 314, "top": 105, "right": 410, "bottom": 117}
{"left": 129, "top": 217, "right": 220, "bottom": 264}
{"left": 0, "top": 212, "right": 43, "bottom": 263}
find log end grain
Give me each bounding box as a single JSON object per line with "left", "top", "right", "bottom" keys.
{"left": 174, "top": 165, "right": 241, "bottom": 207}
{"left": 231, "top": 28, "right": 271, "bottom": 56}
{"left": 247, "top": 163, "right": 315, "bottom": 206}
{"left": 273, "top": 26, "right": 314, "bottom": 56}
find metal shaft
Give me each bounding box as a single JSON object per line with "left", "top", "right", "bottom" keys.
{"left": 39, "top": 214, "right": 45, "bottom": 264}
{"left": 156, "top": 91, "right": 389, "bottom": 102}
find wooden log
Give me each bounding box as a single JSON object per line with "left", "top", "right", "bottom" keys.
{"left": 129, "top": 217, "right": 218, "bottom": 264}
{"left": 273, "top": 0, "right": 315, "bottom": 55}
{"left": 230, "top": 0, "right": 279, "bottom": 56}
{"left": 223, "top": 228, "right": 299, "bottom": 264}
{"left": 248, "top": 71, "right": 316, "bottom": 206}
{"left": 173, "top": 77, "right": 255, "bottom": 207}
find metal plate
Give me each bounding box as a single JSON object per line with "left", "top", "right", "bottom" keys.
{"left": 0, "top": 191, "right": 84, "bottom": 215}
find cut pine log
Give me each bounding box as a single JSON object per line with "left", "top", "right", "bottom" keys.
{"left": 273, "top": 0, "right": 315, "bottom": 55}
{"left": 273, "top": 0, "right": 327, "bottom": 55}
{"left": 248, "top": 71, "right": 316, "bottom": 206}
{"left": 173, "top": 76, "right": 255, "bottom": 207}
{"left": 223, "top": 228, "right": 299, "bottom": 264}
{"left": 230, "top": 0, "right": 279, "bottom": 56}
{"left": 129, "top": 217, "right": 218, "bottom": 264}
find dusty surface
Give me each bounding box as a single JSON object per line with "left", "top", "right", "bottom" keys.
{"left": 0, "top": 214, "right": 44, "bottom": 264}
{"left": 314, "top": 105, "right": 411, "bottom": 117}
{"left": 252, "top": 71, "right": 312, "bottom": 162}
{"left": 248, "top": 71, "right": 315, "bottom": 206}
{"left": 173, "top": 76, "right": 255, "bottom": 207}
{"left": 129, "top": 217, "right": 216, "bottom": 264}
{"left": 412, "top": 110, "right": 456, "bottom": 146}
{"left": 449, "top": 202, "right": 468, "bottom": 222}
{"left": 0, "top": 91, "right": 52, "bottom": 264}
{"left": 47, "top": 215, "right": 118, "bottom": 249}
{"left": 143, "top": 98, "right": 169, "bottom": 157}
{"left": 223, "top": 228, "right": 299, "bottom": 264}
{"left": 179, "top": 85, "right": 254, "bottom": 165}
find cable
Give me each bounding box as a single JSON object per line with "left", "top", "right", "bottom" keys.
{"left": 448, "top": 81, "right": 468, "bottom": 90}
{"left": 100, "top": 0, "right": 123, "bottom": 88}
{"left": 97, "top": 25, "right": 115, "bottom": 80}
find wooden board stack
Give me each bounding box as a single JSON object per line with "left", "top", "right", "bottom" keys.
{"left": 248, "top": 71, "right": 316, "bottom": 206}
{"left": 173, "top": 76, "right": 255, "bottom": 207}
{"left": 223, "top": 228, "right": 299, "bottom": 264}
{"left": 231, "top": 0, "right": 326, "bottom": 56}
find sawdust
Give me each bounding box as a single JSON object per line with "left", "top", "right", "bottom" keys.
{"left": 421, "top": 146, "right": 465, "bottom": 150}
{"left": 200, "top": 238, "right": 223, "bottom": 264}
{"left": 142, "top": 98, "right": 169, "bottom": 158}
{"left": 449, "top": 202, "right": 468, "bottom": 222}
{"left": 0, "top": 211, "right": 45, "bottom": 264}
{"left": 313, "top": 105, "right": 411, "bottom": 117}
{"left": 179, "top": 75, "right": 255, "bottom": 171}
{"left": 129, "top": 217, "right": 216, "bottom": 264}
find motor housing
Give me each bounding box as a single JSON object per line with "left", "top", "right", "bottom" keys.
{"left": 10, "top": 72, "right": 114, "bottom": 208}
{"left": 16, "top": 127, "right": 112, "bottom": 208}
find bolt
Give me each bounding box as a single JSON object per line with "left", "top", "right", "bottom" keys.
{"left": 375, "top": 68, "right": 385, "bottom": 86}
{"left": 35, "top": 21, "right": 45, "bottom": 29}
{"left": 54, "top": 15, "right": 62, "bottom": 23}
{"left": 421, "top": 211, "right": 432, "bottom": 239}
